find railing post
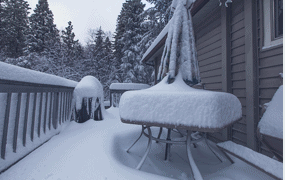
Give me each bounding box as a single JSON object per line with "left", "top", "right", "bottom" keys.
{"left": 43, "top": 92, "right": 48, "bottom": 134}
{"left": 53, "top": 92, "right": 59, "bottom": 129}
{"left": 48, "top": 92, "right": 53, "bottom": 130}
{"left": 23, "top": 93, "right": 30, "bottom": 147}
{"left": 13, "top": 93, "right": 22, "bottom": 153}
{"left": 1, "top": 93, "right": 12, "bottom": 159}
{"left": 31, "top": 93, "right": 37, "bottom": 142}
{"left": 58, "top": 92, "right": 62, "bottom": 125}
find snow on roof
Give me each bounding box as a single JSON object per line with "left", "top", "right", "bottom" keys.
{"left": 119, "top": 72, "right": 242, "bottom": 129}
{"left": 141, "top": 19, "right": 171, "bottom": 63}
{"left": 110, "top": 83, "right": 150, "bottom": 90}
{"left": 0, "top": 62, "right": 77, "bottom": 87}
{"left": 218, "top": 141, "right": 283, "bottom": 179}
{"left": 258, "top": 85, "right": 283, "bottom": 139}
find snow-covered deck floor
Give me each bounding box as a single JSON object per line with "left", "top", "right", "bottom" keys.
{"left": 0, "top": 108, "right": 276, "bottom": 180}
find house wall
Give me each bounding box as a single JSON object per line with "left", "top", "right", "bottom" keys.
{"left": 193, "top": 5, "right": 224, "bottom": 143}
{"left": 192, "top": 0, "right": 283, "bottom": 157}
{"left": 230, "top": 0, "right": 247, "bottom": 146}
{"left": 148, "top": 0, "right": 283, "bottom": 157}
{"left": 256, "top": 0, "right": 283, "bottom": 157}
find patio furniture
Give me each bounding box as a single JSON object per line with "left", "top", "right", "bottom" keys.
{"left": 126, "top": 82, "right": 205, "bottom": 161}
{"left": 119, "top": 75, "right": 242, "bottom": 180}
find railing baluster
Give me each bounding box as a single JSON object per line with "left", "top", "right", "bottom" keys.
{"left": 23, "top": 93, "right": 30, "bottom": 147}
{"left": 62, "top": 92, "right": 65, "bottom": 123}
{"left": 67, "top": 92, "right": 71, "bottom": 122}
{"left": 64, "top": 92, "right": 67, "bottom": 123}
{"left": 31, "top": 93, "right": 37, "bottom": 142}
{"left": 43, "top": 92, "right": 48, "bottom": 134}
{"left": 58, "top": 92, "right": 63, "bottom": 124}
{"left": 53, "top": 92, "right": 59, "bottom": 129}
{"left": 61, "top": 93, "right": 64, "bottom": 123}
{"left": 1, "top": 93, "right": 12, "bottom": 159}
{"left": 49, "top": 92, "right": 53, "bottom": 130}
{"left": 61, "top": 92, "right": 64, "bottom": 123}
{"left": 13, "top": 93, "right": 22, "bottom": 153}
{"left": 66, "top": 92, "right": 69, "bottom": 122}
{"left": 38, "top": 92, "right": 43, "bottom": 137}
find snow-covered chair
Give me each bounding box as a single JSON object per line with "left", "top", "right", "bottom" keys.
{"left": 119, "top": 73, "right": 242, "bottom": 179}
{"left": 257, "top": 83, "right": 283, "bottom": 162}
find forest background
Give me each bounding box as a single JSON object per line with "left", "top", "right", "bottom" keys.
{"left": 0, "top": 0, "right": 173, "bottom": 99}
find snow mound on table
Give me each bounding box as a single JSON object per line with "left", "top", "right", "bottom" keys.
{"left": 74, "top": 76, "right": 105, "bottom": 115}
{"left": 119, "top": 73, "right": 242, "bottom": 129}
{"left": 258, "top": 85, "right": 283, "bottom": 139}
{"left": 110, "top": 83, "right": 150, "bottom": 90}
{"left": 0, "top": 61, "right": 77, "bottom": 87}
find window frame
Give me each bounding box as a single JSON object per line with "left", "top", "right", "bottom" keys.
{"left": 262, "top": 0, "right": 283, "bottom": 50}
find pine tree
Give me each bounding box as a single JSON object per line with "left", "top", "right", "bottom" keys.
{"left": 101, "top": 36, "right": 113, "bottom": 99}
{"left": 61, "top": 21, "right": 79, "bottom": 66}
{"left": 26, "top": 0, "right": 60, "bottom": 54}
{"left": 118, "top": 0, "right": 146, "bottom": 83}
{"left": 0, "top": 0, "right": 30, "bottom": 58}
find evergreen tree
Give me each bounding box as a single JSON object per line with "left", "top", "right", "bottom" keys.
{"left": 61, "top": 21, "right": 79, "bottom": 66}
{"left": 118, "top": 0, "right": 146, "bottom": 83}
{"left": 26, "top": 0, "right": 59, "bottom": 54}
{"left": 0, "top": 0, "right": 30, "bottom": 58}
{"left": 146, "top": 0, "right": 173, "bottom": 26}
{"left": 101, "top": 36, "right": 113, "bottom": 99}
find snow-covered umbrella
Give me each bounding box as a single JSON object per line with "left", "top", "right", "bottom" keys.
{"left": 157, "top": 0, "right": 200, "bottom": 85}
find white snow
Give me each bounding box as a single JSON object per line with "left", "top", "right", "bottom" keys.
{"left": 0, "top": 62, "right": 77, "bottom": 87}
{"left": 73, "top": 76, "right": 105, "bottom": 118}
{"left": 258, "top": 85, "right": 283, "bottom": 139}
{"left": 157, "top": 0, "right": 200, "bottom": 83}
{"left": 110, "top": 83, "right": 150, "bottom": 90}
{"left": 119, "top": 73, "right": 242, "bottom": 129}
{"left": 0, "top": 108, "right": 276, "bottom": 180}
{"left": 217, "top": 141, "right": 283, "bottom": 179}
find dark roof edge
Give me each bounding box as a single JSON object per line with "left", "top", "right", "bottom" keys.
{"left": 141, "top": 0, "right": 210, "bottom": 63}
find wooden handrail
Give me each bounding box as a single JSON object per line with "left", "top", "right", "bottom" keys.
{"left": 0, "top": 76, "right": 75, "bottom": 173}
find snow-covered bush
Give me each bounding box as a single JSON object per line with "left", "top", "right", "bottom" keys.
{"left": 74, "top": 76, "right": 105, "bottom": 122}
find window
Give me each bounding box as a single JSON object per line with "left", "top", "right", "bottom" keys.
{"left": 263, "top": 0, "right": 283, "bottom": 49}
{"left": 274, "top": 0, "right": 283, "bottom": 38}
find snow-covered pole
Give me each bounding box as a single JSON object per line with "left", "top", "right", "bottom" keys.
{"left": 157, "top": 0, "right": 200, "bottom": 85}
{"left": 219, "top": 0, "right": 232, "bottom": 7}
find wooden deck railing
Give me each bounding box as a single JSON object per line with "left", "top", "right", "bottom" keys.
{"left": 0, "top": 78, "right": 76, "bottom": 172}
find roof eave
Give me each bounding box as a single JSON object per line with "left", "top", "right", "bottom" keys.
{"left": 141, "top": 0, "right": 210, "bottom": 64}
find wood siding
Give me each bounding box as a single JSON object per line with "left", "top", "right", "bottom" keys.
{"left": 256, "top": 0, "right": 283, "bottom": 157}
{"left": 147, "top": 0, "right": 283, "bottom": 158}
{"left": 230, "top": 0, "right": 247, "bottom": 146}
{"left": 194, "top": 6, "right": 224, "bottom": 142}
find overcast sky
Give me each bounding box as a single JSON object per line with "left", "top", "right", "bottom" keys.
{"left": 26, "top": 0, "right": 153, "bottom": 46}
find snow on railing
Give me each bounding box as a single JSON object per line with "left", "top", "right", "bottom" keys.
{"left": 109, "top": 83, "right": 150, "bottom": 107}
{"left": 0, "top": 62, "right": 77, "bottom": 173}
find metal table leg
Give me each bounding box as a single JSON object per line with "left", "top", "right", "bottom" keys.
{"left": 127, "top": 125, "right": 144, "bottom": 153}
{"left": 204, "top": 133, "right": 222, "bottom": 163}
{"left": 186, "top": 130, "right": 203, "bottom": 180}
{"left": 136, "top": 126, "right": 152, "bottom": 170}
{"left": 165, "top": 128, "right": 171, "bottom": 160}
{"left": 156, "top": 127, "right": 163, "bottom": 143}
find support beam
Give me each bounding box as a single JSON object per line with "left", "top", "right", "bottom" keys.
{"left": 221, "top": 4, "right": 232, "bottom": 141}
{"left": 244, "top": 0, "right": 258, "bottom": 151}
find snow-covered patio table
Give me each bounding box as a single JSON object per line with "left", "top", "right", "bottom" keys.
{"left": 119, "top": 74, "right": 242, "bottom": 180}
